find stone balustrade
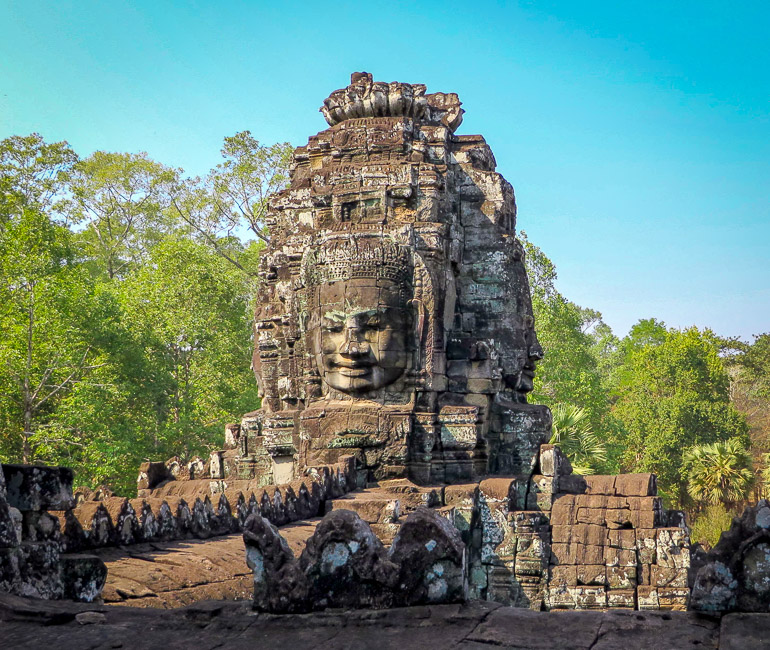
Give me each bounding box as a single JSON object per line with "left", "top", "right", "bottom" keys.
{"left": 56, "top": 457, "right": 357, "bottom": 553}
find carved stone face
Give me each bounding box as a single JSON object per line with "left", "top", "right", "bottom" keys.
{"left": 515, "top": 314, "right": 543, "bottom": 394}
{"left": 310, "top": 279, "right": 412, "bottom": 395}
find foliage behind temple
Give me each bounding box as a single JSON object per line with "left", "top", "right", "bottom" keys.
{"left": 0, "top": 133, "right": 291, "bottom": 493}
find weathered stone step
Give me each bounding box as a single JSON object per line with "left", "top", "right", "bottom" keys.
{"left": 93, "top": 519, "right": 323, "bottom": 608}
{"left": 325, "top": 494, "right": 400, "bottom": 524}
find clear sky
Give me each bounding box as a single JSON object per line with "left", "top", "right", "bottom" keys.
{"left": 1, "top": 0, "right": 768, "bottom": 340}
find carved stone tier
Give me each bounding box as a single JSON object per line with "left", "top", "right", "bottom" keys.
{"left": 234, "top": 72, "right": 548, "bottom": 486}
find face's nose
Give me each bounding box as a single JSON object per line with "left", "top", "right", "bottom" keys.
{"left": 340, "top": 324, "right": 369, "bottom": 355}
{"left": 528, "top": 334, "right": 544, "bottom": 362}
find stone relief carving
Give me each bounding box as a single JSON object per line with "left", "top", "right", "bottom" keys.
{"left": 232, "top": 72, "right": 551, "bottom": 486}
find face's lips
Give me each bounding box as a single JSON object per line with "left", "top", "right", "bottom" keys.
{"left": 332, "top": 359, "right": 375, "bottom": 369}
{"left": 337, "top": 367, "right": 374, "bottom": 377}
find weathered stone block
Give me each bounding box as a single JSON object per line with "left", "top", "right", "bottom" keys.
{"left": 22, "top": 510, "right": 60, "bottom": 543}
{"left": 656, "top": 527, "right": 690, "bottom": 569}
{"left": 575, "top": 507, "right": 605, "bottom": 526}
{"left": 658, "top": 587, "right": 690, "bottom": 611}
{"left": 637, "top": 586, "right": 660, "bottom": 610}
{"left": 604, "top": 546, "right": 636, "bottom": 567}
{"left": 607, "top": 528, "right": 636, "bottom": 550}
{"left": 0, "top": 500, "right": 20, "bottom": 547}
{"left": 326, "top": 497, "right": 400, "bottom": 524}
{"left": 550, "top": 495, "right": 576, "bottom": 526}
{"left": 636, "top": 528, "right": 658, "bottom": 564}
{"left": 569, "top": 585, "right": 606, "bottom": 609}
{"left": 550, "top": 564, "right": 577, "bottom": 587}
{"left": 605, "top": 508, "right": 632, "bottom": 529}
{"left": 607, "top": 565, "right": 637, "bottom": 589}
{"left": 576, "top": 564, "right": 606, "bottom": 586}
{"left": 652, "top": 565, "right": 689, "bottom": 588}
{"left": 2, "top": 465, "right": 75, "bottom": 512}
{"left": 59, "top": 553, "right": 107, "bottom": 602}
{"left": 15, "top": 541, "right": 63, "bottom": 599}
{"left": 552, "top": 542, "right": 579, "bottom": 565}
{"left": 583, "top": 544, "right": 605, "bottom": 565}
{"left": 613, "top": 473, "right": 656, "bottom": 497}
{"left": 607, "top": 589, "right": 636, "bottom": 608}
{"left": 478, "top": 494, "right": 514, "bottom": 565}
{"left": 574, "top": 494, "right": 607, "bottom": 509}
{"left": 538, "top": 444, "right": 572, "bottom": 477}
{"left": 582, "top": 475, "right": 616, "bottom": 496}
{"left": 548, "top": 584, "right": 577, "bottom": 609}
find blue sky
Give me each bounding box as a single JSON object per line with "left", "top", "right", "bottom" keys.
{"left": 1, "top": 0, "right": 768, "bottom": 340}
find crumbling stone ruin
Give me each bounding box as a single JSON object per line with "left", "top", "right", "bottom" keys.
{"left": 191, "top": 72, "right": 690, "bottom": 613}
{"left": 132, "top": 73, "right": 693, "bottom": 612}
{"left": 214, "top": 71, "right": 550, "bottom": 488}
{"left": 63, "top": 457, "right": 357, "bottom": 552}
{"left": 690, "top": 499, "right": 770, "bottom": 613}
{"left": 0, "top": 463, "right": 106, "bottom": 601}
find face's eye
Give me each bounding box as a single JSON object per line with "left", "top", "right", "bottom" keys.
{"left": 364, "top": 315, "right": 382, "bottom": 329}
{"left": 321, "top": 320, "right": 344, "bottom": 333}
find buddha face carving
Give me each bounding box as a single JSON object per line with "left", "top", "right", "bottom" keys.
{"left": 302, "top": 234, "right": 414, "bottom": 396}
{"left": 516, "top": 314, "right": 543, "bottom": 393}
{"left": 313, "top": 280, "right": 412, "bottom": 394}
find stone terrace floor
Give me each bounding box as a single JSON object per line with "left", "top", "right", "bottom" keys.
{"left": 2, "top": 592, "right": 766, "bottom": 649}
{"left": 92, "top": 520, "right": 322, "bottom": 608}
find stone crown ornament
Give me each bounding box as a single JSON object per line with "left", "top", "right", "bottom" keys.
{"left": 321, "top": 71, "right": 464, "bottom": 132}
{"left": 301, "top": 234, "right": 413, "bottom": 294}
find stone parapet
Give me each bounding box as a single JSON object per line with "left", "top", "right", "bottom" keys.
{"left": 60, "top": 457, "right": 357, "bottom": 553}
{"left": 0, "top": 463, "right": 106, "bottom": 602}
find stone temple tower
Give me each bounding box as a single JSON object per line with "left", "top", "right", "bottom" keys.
{"left": 227, "top": 72, "right": 551, "bottom": 486}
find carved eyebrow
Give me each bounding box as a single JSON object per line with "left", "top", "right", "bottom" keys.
{"left": 323, "top": 308, "right": 379, "bottom": 322}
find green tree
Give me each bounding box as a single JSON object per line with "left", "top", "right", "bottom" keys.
{"left": 549, "top": 403, "right": 607, "bottom": 474}
{"left": 66, "top": 151, "right": 178, "bottom": 279}
{"left": 170, "top": 132, "right": 292, "bottom": 272}
{"left": 521, "top": 233, "right": 613, "bottom": 445}
{"left": 726, "top": 333, "right": 770, "bottom": 490}
{"left": 116, "top": 237, "right": 259, "bottom": 460}
{"left": 611, "top": 324, "right": 749, "bottom": 505}
{"left": 684, "top": 438, "right": 754, "bottom": 507}
{"left": 0, "top": 208, "right": 115, "bottom": 463}
{"left": 0, "top": 133, "right": 77, "bottom": 221}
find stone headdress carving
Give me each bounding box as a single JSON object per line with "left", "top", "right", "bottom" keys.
{"left": 301, "top": 233, "right": 413, "bottom": 299}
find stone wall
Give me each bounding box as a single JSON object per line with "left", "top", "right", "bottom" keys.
{"left": 242, "top": 444, "right": 691, "bottom": 612}
{"left": 244, "top": 506, "right": 466, "bottom": 613}
{"left": 0, "top": 463, "right": 106, "bottom": 601}
{"left": 59, "top": 458, "right": 357, "bottom": 552}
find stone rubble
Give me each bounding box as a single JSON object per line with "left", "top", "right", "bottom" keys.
{"left": 242, "top": 443, "right": 689, "bottom": 613}
{"left": 0, "top": 463, "right": 106, "bottom": 601}
{"left": 690, "top": 499, "right": 770, "bottom": 613}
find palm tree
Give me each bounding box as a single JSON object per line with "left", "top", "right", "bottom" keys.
{"left": 684, "top": 439, "right": 755, "bottom": 507}
{"left": 549, "top": 404, "right": 607, "bottom": 475}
